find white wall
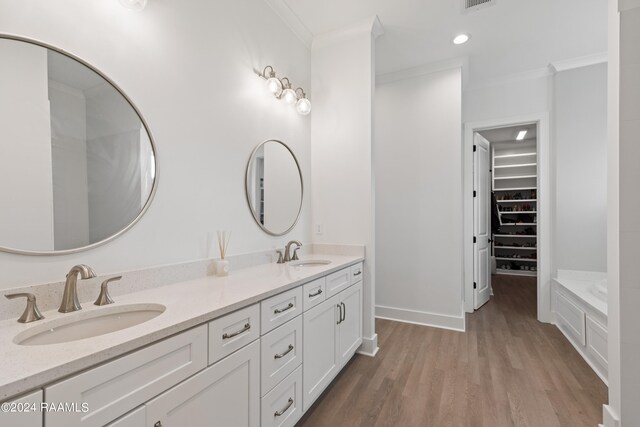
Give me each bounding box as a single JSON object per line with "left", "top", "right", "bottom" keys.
{"left": 0, "top": 0, "right": 311, "bottom": 288}
{"left": 310, "top": 18, "right": 381, "bottom": 354}
{"left": 553, "top": 63, "right": 608, "bottom": 273}
{"left": 0, "top": 40, "right": 54, "bottom": 251}
{"left": 375, "top": 67, "right": 464, "bottom": 330}
{"left": 609, "top": 2, "right": 640, "bottom": 425}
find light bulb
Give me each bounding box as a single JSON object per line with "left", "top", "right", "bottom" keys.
{"left": 452, "top": 34, "right": 470, "bottom": 45}
{"left": 266, "top": 77, "right": 283, "bottom": 97}
{"left": 282, "top": 88, "right": 297, "bottom": 105}
{"left": 119, "top": 0, "right": 148, "bottom": 11}
{"left": 296, "top": 97, "right": 311, "bottom": 115}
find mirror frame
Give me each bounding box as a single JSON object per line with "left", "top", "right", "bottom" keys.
{"left": 0, "top": 34, "right": 159, "bottom": 256}
{"left": 245, "top": 139, "right": 303, "bottom": 236}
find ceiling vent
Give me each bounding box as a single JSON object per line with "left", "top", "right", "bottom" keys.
{"left": 462, "top": 0, "right": 496, "bottom": 13}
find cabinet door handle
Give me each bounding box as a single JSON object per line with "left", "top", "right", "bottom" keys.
{"left": 308, "top": 289, "right": 323, "bottom": 298}
{"left": 154, "top": 422, "right": 162, "bottom": 427}
{"left": 337, "top": 304, "right": 342, "bottom": 324}
{"left": 341, "top": 302, "right": 346, "bottom": 322}
{"left": 274, "top": 398, "right": 294, "bottom": 416}
{"left": 222, "top": 323, "right": 251, "bottom": 339}
{"left": 274, "top": 302, "right": 294, "bottom": 314}
{"left": 353, "top": 270, "right": 362, "bottom": 276}
{"left": 274, "top": 344, "right": 294, "bottom": 359}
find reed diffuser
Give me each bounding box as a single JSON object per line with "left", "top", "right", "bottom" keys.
{"left": 214, "top": 230, "right": 231, "bottom": 276}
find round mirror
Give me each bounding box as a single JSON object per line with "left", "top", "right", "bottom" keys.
{"left": 0, "top": 35, "right": 158, "bottom": 255}
{"left": 245, "top": 140, "right": 303, "bottom": 236}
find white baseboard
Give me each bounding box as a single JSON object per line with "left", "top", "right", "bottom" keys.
{"left": 357, "top": 334, "right": 379, "bottom": 357}
{"left": 375, "top": 305, "right": 465, "bottom": 332}
{"left": 602, "top": 405, "right": 620, "bottom": 427}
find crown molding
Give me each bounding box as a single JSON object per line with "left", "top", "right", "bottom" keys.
{"left": 376, "top": 57, "right": 467, "bottom": 86}
{"left": 262, "top": 0, "right": 313, "bottom": 49}
{"left": 549, "top": 52, "right": 608, "bottom": 73}
{"left": 312, "top": 15, "right": 385, "bottom": 50}
{"left": 465, "top": 66, "right": 552, "bottom": 91}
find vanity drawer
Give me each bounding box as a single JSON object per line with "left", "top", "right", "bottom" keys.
{"left": 351, "top": 262, "right": 364, "bottom": 284}
{"left": 261, "top": 315, "right": 303, "bottom": 396}
{"left": 303, "top": 277, "right": 326, "bottom": 311}
{"left": 209, "top": 303, "right": 260, "bottom": 364}
{"left": 261, "top": 287, "right": 303, "bottom": 335}
{"left": 261, "top": 365, "right": 303, "bottom": 427}
{"left": 45, "top": 325, "right": 208, "bottom": 427}
{"left": 326, "top": 267, "right": 351, "bottom": 298}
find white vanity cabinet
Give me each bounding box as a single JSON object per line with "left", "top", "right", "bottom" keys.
{"left": 0, "top": 389, "right": 43, "bottom": 427}
{"left": 303, "top": 265, "right": 363, "bottom": 411}
{"left": 45, "top": 325, "right": 208, "bottom": 427}
{"left": 146, "top": 340, "right": 261, "bottom": 427}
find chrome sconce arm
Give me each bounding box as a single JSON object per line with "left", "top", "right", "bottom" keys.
{"left": 258, "top": 65, "right": 311, "bottom": 115}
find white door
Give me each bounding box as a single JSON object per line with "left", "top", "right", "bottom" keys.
{"left": 337, "top": 282, "right": 363, "bottom": 366}
{"left": 302, "top": 294, "right": 340, "bottom": 411}
{"left": 146, "top": 340, "right": 260, "bottom": 427}
{"left": 474, "top": 133, "right": 491, "bottom": 309}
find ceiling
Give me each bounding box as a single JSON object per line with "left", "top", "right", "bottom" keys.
{"left": 479, "top": 123, "right": 537, "bottom": 144}
{"left": 274, "top": 0, "right": 607, "bottom": 85}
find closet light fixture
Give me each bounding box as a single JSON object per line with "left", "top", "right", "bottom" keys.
{"left": 452, "top": 34, "right": 470, "bottom": 45}
{"left": 516, "top": 130, "right": 528, "bottom": 140}
{"left": 259, "top": 65, "right": 311, "bottom": 115}
{"left": 119, "top": 0, "right": 148, "bottom": 11}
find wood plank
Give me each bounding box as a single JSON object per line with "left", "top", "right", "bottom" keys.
{"left": 297, "top": 275, "right": 607, "bottom": 426}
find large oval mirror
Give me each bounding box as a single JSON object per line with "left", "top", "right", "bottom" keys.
{"left": 246, "top": 140, "right": 303, "bottom": 236}
{"left": 0, "top": 36, "right": 158, "bottom": 255}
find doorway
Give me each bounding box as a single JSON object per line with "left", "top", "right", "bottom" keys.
{"left": 463, "top": 114, "right": 551, "bottom": 323}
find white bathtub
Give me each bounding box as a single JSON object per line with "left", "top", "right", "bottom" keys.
{"left": 552, "top": 270, "right": 608, "bottom": 384}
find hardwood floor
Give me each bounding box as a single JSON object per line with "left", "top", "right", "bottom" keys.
{"left": 297, "top": 275, "right": 608, "bottom": 427}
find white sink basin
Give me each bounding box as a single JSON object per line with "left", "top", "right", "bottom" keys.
{"left": 14, "top": 303, "right": 166, "bottom": 346}
{"left": 290, "top": 259, "right": 331, "bottom": 267}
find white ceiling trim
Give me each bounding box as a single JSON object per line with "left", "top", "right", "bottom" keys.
{"left": 619, "top": 0, "right": 640, "bottom": 11}
{"left": 549, "top": 52, "right": 608, "bottom": 73}
{"left": 465, "top": 66, "right": 552, "bottom": 92}
{"left": 262, "top": 0, "right": 313, "bottom": 48}
{"left": 312, "top": 15, "right": 384, "bottom": 50}
{"left": 376, "top": 57, "right": 467, "bottom": 86}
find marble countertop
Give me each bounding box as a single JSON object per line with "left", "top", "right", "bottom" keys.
{"left": 0, "top": 254, "right": 363, "bottom": 401}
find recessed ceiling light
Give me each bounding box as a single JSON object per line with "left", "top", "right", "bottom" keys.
{"left": 452, "top": 34, "right": 470, "bottom": 45}
{"left": 516, "top": 130, "right": 528, "bottom": 141}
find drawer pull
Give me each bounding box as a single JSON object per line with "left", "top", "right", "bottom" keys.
{"left": 308, "top": 289, "right": 323, "bottom": 298}
{"left": 341, "top": 302, "right": 346, "bottom": 322}
{"left": 274, "top": 344, "right": 294, "bottom": 359}
{"left": 337, "top": 304, "right": 343, "bottom": 324}
{"left": 222, "top": 323, "right": 250, "bottom": 339}
{"left": 154, "top": 422, "right": 162, "bottom": 427}
{"left": 274, "top": 398, "right": 294, "bottom": 417}
{"left": 353, "top": 270, "right": 362, "bottom": 276}
{"left": 274, "top": 302, "right": 294, "bottom": 314}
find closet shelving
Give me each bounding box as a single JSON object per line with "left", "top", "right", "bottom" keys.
{"left": 492, "top": 145, "right": 537, "bottom": 277}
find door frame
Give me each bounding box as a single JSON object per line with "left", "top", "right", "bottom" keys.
{"left": 463, "top": 112, "right": 552, "bottom": 323}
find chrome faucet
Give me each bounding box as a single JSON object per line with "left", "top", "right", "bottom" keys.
{"left": 59, "top": 264, "right": 96, "bottom": 313}
{"left": 283, "top": 240, "right": 302, "bottom": 262}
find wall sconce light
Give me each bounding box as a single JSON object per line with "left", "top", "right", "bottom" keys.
{"left": 119, "top": 0, "right": 148, "bottom": 11}
{"left": 259, "top": 65, "right": 311, "bottom": 115}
